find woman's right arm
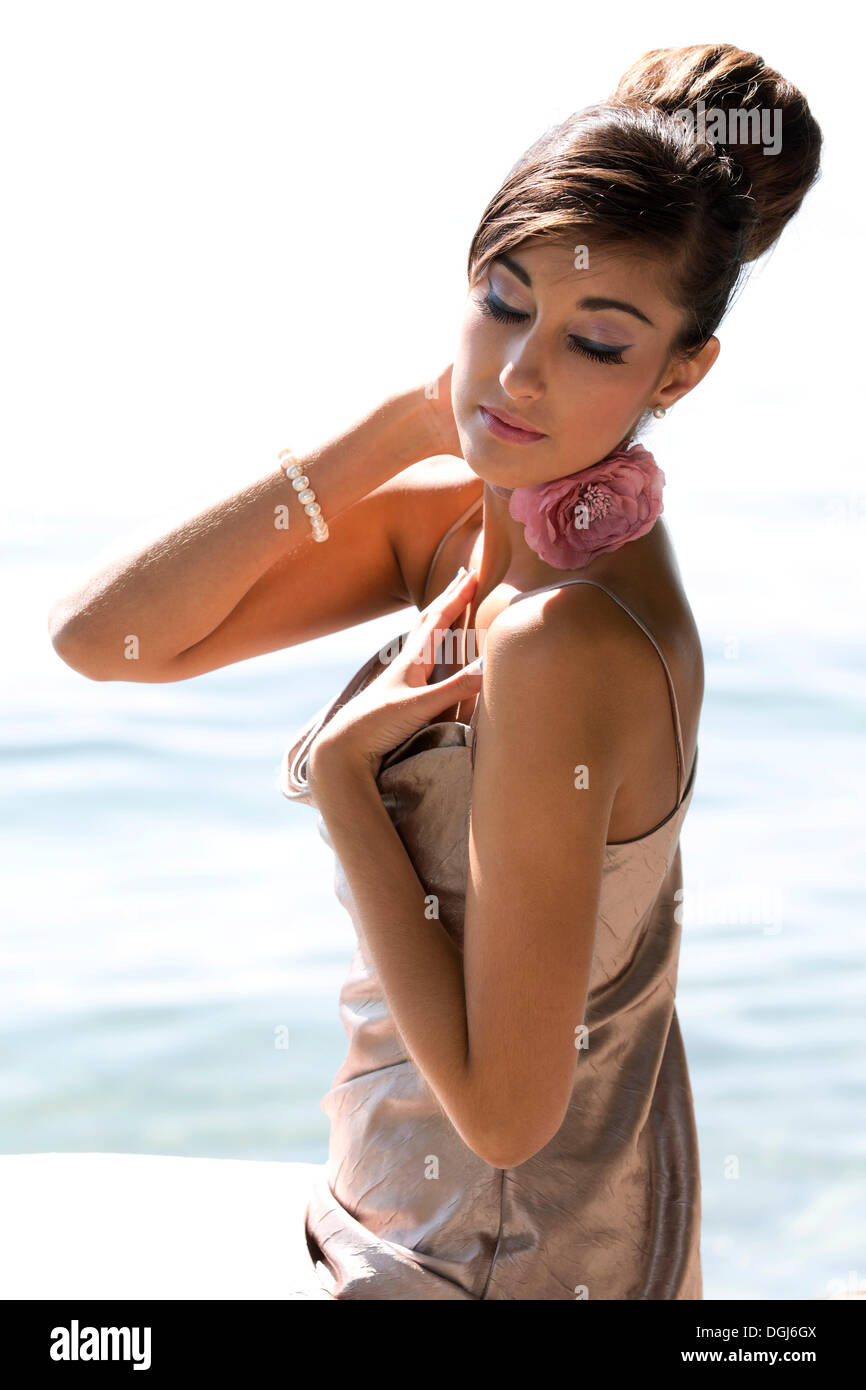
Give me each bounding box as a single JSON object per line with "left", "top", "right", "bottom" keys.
{"left": 48, "top": 381, "right": 455, "bottom": 682}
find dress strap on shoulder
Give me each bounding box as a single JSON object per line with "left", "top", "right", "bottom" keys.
{"left": 508, "top": 578, "right": 686, "bottom": 802}
{"left": 420, "top": 493, "right": 484, "bottom": 608}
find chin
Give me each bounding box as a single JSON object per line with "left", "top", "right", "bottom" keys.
{"left": 457, "top": 451, "right": 516, "bottom": 500}
{"left": 456, "top": 428, "right": 520, "bottom": 499}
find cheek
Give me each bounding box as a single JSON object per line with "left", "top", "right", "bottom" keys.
{"left": 452, "top": 318, "right": 490, "bottom": 406}
{"left": 450, "top": 348, "right": 474, "bottom": 424}
{"left": 458, "top": 313, "right": 490, "bottom": 361}
{"left": 551, "top": 377, "right": 638, "bottom": 461}
{"left": 565, "top": 365, "right": 640, "bottom": 413}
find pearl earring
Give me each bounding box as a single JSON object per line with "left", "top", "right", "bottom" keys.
{"left": 652, "top": 405, "right": 667, "bottom": 419}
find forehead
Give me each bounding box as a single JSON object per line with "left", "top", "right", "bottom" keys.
{"left": 496, "top": 237, "right": 678, "bottom": 326}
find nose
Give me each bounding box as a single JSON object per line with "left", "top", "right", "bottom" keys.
{"left": 499, "top": 353, "right": 544, "bottom": 403}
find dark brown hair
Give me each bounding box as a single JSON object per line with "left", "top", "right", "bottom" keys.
{"left": 466, "top": 43, "right": 822, "bottom": 432}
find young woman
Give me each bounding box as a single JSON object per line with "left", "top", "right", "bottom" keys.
{"left": 50, "top": 44, "right": 822, "bottom": 1300}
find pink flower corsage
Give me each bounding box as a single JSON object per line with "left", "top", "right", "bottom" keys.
{"left": 508, "top": 439, "right": 666, "bottom": 569}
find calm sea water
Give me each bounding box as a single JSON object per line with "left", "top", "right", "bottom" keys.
{"left": 3, "top": 497, "right": 865, "bottom": 1301}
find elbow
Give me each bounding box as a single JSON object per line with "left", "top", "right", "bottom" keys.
{"left": 480, "top": 1134, "right": 547, "bottom": 1167}
{"left": 463, "top": 1075, "right": 570, "bottom": 1169}
{"left": 470, "top": 1114, "right": 561, "bottom": 1171}
{"left": 460, "top": 1057, "right": 574, "bottom": 1169}
{"left": 48, "top": 600, "right": 103, "bottom": 680}
{"left": 474, "top": 1133, "right": 544, "bottom": 1171}
{"left": 474, "top": 1141, "right": 523, "bottom": 1171}
{"left": 47, "top": 599, "right": 127, "bottom": 682}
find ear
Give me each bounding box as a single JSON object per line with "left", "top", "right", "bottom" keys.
{"left": 655, "top": 335, "right": 721, "bottom": 412}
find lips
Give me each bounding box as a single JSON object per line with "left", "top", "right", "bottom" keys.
{"left": 483, "top": 404, "right": 544, "bottom": 434}
{"left": 479, "top": 404, "right": 547, "bottom": 444}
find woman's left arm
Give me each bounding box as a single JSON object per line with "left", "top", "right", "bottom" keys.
{"left": 309, "top": 583, "right": 628, "bottom": 1170}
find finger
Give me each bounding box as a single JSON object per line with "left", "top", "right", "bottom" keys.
{"left": 420, "top": 568, "right": 477, "bottom": 648}
{"left": 400, "top": 667, "right": 483, "bottom": 723}
{"left": 428, "top": 662, "right": 484, "bottom": 695}
{"left": 405, "top": 567, "right": 477, "bottom": 670}
{"left": 426, "top": 565, "right": 477, "bottom": 614}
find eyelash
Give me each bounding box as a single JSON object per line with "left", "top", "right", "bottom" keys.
{"left": 475, "top": 289, "right": 627, "bottom": 366}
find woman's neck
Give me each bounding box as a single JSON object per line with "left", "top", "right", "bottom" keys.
{"left": 468, "top": 480, "right": 673, "bottom": 619}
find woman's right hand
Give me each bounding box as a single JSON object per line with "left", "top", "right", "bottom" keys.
{"left": 421, "top": 363, "right": 463, "bottom": 459}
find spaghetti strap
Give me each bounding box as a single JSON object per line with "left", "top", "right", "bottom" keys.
{"left": 507, "top": 579, "right": 687, "bottom": 803}
{"left": 420, "top": 493, "right": 484, "bottom": 609}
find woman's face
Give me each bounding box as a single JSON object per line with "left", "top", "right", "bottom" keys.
{"left": 451, "top": 236, "right": 698, "bottom": 489}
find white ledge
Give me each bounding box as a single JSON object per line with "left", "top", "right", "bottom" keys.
{"left": 0, "top": 1153, "right": 332, "bottom": 1300}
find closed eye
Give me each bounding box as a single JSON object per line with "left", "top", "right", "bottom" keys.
{"left": 474, "top": 288, "right": 629, "bottom": 366}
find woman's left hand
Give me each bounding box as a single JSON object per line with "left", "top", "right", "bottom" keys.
{"left": 308, "top": 567, "right": 484, "bottom": 788}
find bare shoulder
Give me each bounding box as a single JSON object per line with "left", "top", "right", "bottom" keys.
{"left": 481, "top": 578, "right": 703, "bottom": 799}
{"left": 377, "top": 456, "right": 483, "bottom": 609}
{"left": 486, "top": 577, "right": 657, "bottom": 669}
{"left": 516, "top": 576, "right": 700, "bottom": 703}
{"left": 471, "top": 588, "right": 631, "bottom": 845}
{"left": 483, "top": 580, "right": 652, "bottom": 705}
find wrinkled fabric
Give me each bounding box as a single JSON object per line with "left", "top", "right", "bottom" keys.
{"left": 281, "top": 603, "right": 702, "bottom": 1301}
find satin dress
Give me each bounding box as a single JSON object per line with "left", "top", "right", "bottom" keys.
{"left": 281, "top": 497, "right": 703, "bottom": 1300}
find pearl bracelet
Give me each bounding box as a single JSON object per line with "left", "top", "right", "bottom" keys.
{"left": 278, "top": 448, "right": 329, "bottom": 542}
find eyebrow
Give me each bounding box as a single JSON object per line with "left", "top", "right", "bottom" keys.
{"left": 494, "top": 253, "right": 657, "bottom": 329}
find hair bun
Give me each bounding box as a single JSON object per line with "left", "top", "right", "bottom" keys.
{"left": 610, "top": 43, "right": 822, "bottom": 262}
